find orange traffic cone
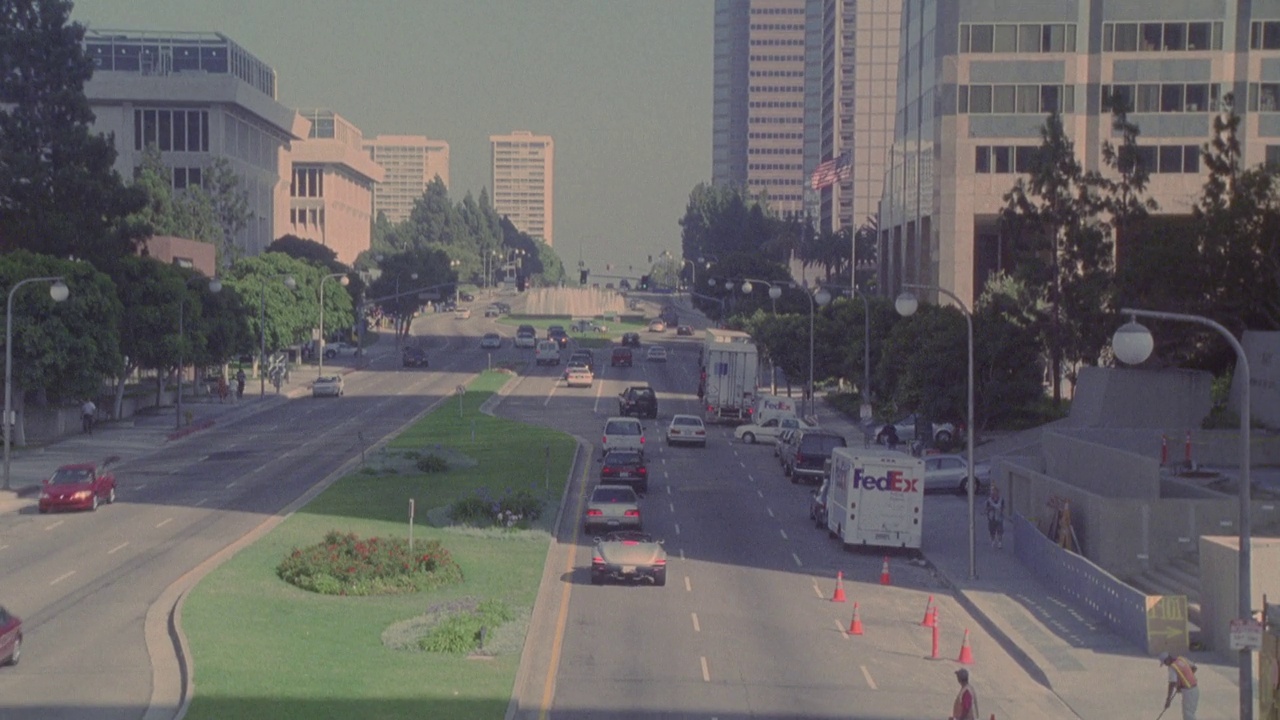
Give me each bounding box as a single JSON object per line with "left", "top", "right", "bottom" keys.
{"left": 920, "top": 594, "right": 935, "bottom": 626}
{"left": 957, "top": 628, "right": 974, "bottom": 664}
{"left": 831, "top": 571, "right": 847, "bottom": 603}
{"left": 848, "top": 602, "right": 864, "bottom": 635}
{"left": 879, "top": 556, "right": 891, "bottom": 585}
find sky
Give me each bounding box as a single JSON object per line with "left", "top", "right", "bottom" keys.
{"left": 69, "top": 0, "right": 713, "bottom": 277}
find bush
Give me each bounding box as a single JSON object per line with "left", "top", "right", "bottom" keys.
{"left": 419, "top": 599, "right": 515, "bottom": 654}
{"left": 416, "top": 454, "right": 449, "bottom": 473}
{"left": 447, "top": 487, "right": 543, "bottom": 528}
{"left": 277, "top": 530, "right": 463, "bottom": 596}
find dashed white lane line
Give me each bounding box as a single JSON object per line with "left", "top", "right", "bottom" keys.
{"left": 779, "top": 529, "right": 788, "bottom": 540}
{"left": 679, "top": 548, "right": 685, "bottom": 560}
{"left": 226, "top": 481, "right": 237, "bottom": 489}
{"left": 835, "top": 618, "right": 849, "bottom": 639}
{"left": 44, "top": 520, "right": 64, "bottom": 531}
{"left": 108, "top": 542, "right": 129, "bottom": 554}
{"left": 861, "top": 664, "right": 878, "bottom": 689}
{"left": 766, "top": 507, "right": 774, "bottom": 518}
{"left": 51, "top": 571, "right": 75, "bottom": 586}
{"left": 700, "top": 656, "right": 711, "bottom": 682}
{"left": 543, "top": 384, "right": 557, "bottom": 407}
{"left": 748, "top": 474, "right": 755, "bottom": 482}
{"left": 0, "top": 544, "right": 7, "bottom": 551}
{"left": 663, "top": 471, "right": 669, "bottom": 479}
{"left": 674, "top": 523, "right": 681, "bottom": 535}
{"left": 669, "top": 502, "right": 675, "bottom": 513}
{"left": 156, "top": 518, "right": 173, "bottom": 528}
{"left": 739, "top": 461, "right": 746, "bottom": 468}
{"left": 684, "top": 576, "right": 692, "bottom": 592}
{"left": 757, "top": 490, "right": 764, "bottom": 498}
{"left": 666, "top": 485, "right": 671, "bottom": 495}
{"left": 792, "top": 552, "right": 803, "bottom": 567}
{"left": 812, "top": 579, "right": 823, "bottom": 598}
{"left": 691, "top": 613, "right": 701, "bottom": 632}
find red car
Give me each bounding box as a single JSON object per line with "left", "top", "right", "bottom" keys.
{"left": 38, "top": 462, "right": 117, "bottom": 513}
{"left": 0, "top": 605, "right": 21, "bottom": 666}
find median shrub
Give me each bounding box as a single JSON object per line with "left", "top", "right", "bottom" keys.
{"left": 277, "top": 530, "right": 463, "bottom": 596}
{"left": 419, "top": 598, "right": 515, "bottom": 654}
{"left": 416, "top": 453, "right": 449, "bottom": 473}
{"left": 448, "top": 487, "right": 543, "bottom": 529}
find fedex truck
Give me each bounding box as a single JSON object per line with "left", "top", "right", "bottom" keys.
{"left": 702, "top": 329, "right": 759, "bottom": 423}
{"left": 826, "top": 447, "right": 925, "bottom": 550}
{"left": 752, "top": 394, "right": 798, "bottom": 422}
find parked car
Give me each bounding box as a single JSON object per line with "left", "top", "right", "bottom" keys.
{"left": 312, "top": 375, "right": 345, "bottom": 398}
{"left": 601, "top": 417, "right": 646, "bottom": 455}
{"left": 590, "top": 531, "right": 666, "bottom": 586}
{"left": 785, "top": 429, "right": 847, "bottom": 484}
{"left": 665, "top": 414, "right": 707, "bottom": 447}
{"left": 38, "top": 462, "right": 117, "bottom": 513}
{"left": 583, "top": 485, "right": 642, "bottom": 533}
{"left": 621, "top": 332, "right": 642, "bottom": 347}
{"left": 676, "top": 325, "right": 694, "bottom": 336}
{"left": 493, "top": 302, "right": 511, "bottom": 314}
{"left": 645, "top": 346, "right": 668, "bottom": 362}
{"left": 402, "top": 346, "right": 429, "bottom": 368}
{"left": 459, "top": 292, "right": 475, "bottom": 302}
{"left": 610, "top": 347, "right": 633, "bottom": 367}
{"left": 598, "top": 449, "right": 648, "bottom": 493}
{"left": 923, "top": 454, "right": 991, "bottom": 494}
{"left": 484, "top": 305, "right": 501, "bottom": 317}
{"left": 617, "top": 385, "right": 658, "bottom": 418}
{"left": 480, "top": 333, "right": 502, "bottom": 349}
{"left": 874, "top": 413, "right": 958, "bottom": 446}
{"left": 647, "top": 319, "right": 667, "bottom": 333}
{"left": 322, "top": 341, "right": 358, "bottom": 359}
{"left": 735, "top": 416, "right": 818, "bottom": 445}
{"left": 0, "top": 605, "right": 21, "bottom": 666}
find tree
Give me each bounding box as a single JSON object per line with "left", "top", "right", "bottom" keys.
{"left": 221, "top": 253, "right": 317, "bottom": 363}
{"left": 199, "top": 158, "right": 253, "bottom": 266}
{"left": 972, "top": 273, "right": 1048, "bottom": 430}
{"left": 127, "top": 147, "right": 222, "bottom": 245}
{"left": 368, "top": 247, "right": 456, "bottom": 343}
{"left": 268, "top": 234, "right": 345, "bottom": 274}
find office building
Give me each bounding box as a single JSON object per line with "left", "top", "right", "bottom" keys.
{"left": 490, "top": 130, "right": 554, "bottom": 246}
{"left": 82, "top": 30, "right": 306, "bottom": 257}
{"left": 363, "top": 135, "right": 450, "bottom": 225}
{"left": 277, "top": 110, "right": 384, "bottom": 266}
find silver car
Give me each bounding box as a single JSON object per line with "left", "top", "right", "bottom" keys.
{"left": 312, "top": 375, "right": 344, "bottom": 398}
{"left": 590, "top": 531, "right": 666, "bottom": 586}
{"left": 583, "top": 484, "right": 642, "bottom": 533}
{"left": 923, "top": 454, "right": 990, "bottom": 494}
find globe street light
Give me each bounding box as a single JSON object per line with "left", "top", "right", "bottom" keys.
{"left": 176, "top": 276, "right": 222, "bottom": 428}
{"left": 1112, "top": 309, "right": 1253, "bottom": 720}
{"left": 897, "top": 284, "right": 975, "bottom": 580}
{"left": 317, "top": 273, "right": 350, "bottom": 378}
{"left": 5, "top": 277, "right": 70, "bottom": 491}
{"left": 260, "top": 274, "right": 297, "bottom": 397}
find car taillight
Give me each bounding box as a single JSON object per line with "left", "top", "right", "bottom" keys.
{"left": 706, "top": 405, "right": 713, "bottom": 413}
{"left": 637, "top": 467, "right": 648, "bottom": 476}
{"left": 622, "top": 540, "right": 638, "bottom": 546}
{"left": 695, "top": 430, "right": 705, "bottom": 436}
{"left": 653, "top": 558, "right": 666, "bottom": 565}
{"left": 640, "top": 437, "right": 645, "bottom": 444}
{"left": 587, "top": 509, "right": 603, "bottom": 516}
{"left": 602, "top": 467, "right": 615, "bottom": 476}
{"left": 602, "top": 436, "right": 607, "bottom": 445}
{"left": 624, "top": 509, "right": 640, "bottom": 517}
{"left": 795, "top": 453, "right": 805, "bottom": 464}
{"left": 592, "top": 556, "right": 605, "bottom": 564}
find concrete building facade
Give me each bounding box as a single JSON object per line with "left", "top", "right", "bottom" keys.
{"left": 490, "top": 130, "right": 554, "bottom": 246}
{"left": 363, "top": 135, "right": 450, "bottom": 225}
{"left": 82, "top": 30, "right": 306, "bottom": 258}
{"left": 277, "top": 110, "right": 384, "bottom": 266}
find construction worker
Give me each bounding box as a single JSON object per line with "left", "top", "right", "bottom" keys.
{"left": 949, "top": 668, "right": 979, "bottom": 720}
{"left": 1159, "top": 652, "right": 1199, "bottom": 719}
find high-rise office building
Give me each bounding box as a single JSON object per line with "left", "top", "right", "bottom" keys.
{"left": 278, "top": 110, "right": 384, "bottom": 265}
{"left": 490, "top": 130, "right": 554, "bottom": 246}
{"left": 82, "top": 30, "right": 306, "bottom": 257}
{"left": 363, "top": 135, "right": 450, "bottom": 225}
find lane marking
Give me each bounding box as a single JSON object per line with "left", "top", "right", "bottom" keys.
{"left": 779, "top": 529, "right": 788, "bottom": 540}
{"left": 539, "top": 451, "right": 594, "bottom": 720}
{"left": 45, "top": 520, "right": 64, "bottom": 531}
{"left": 134, "top": 483, "right": 146, "bottom": 490}
{"left": 691, "top": 613, "right": 701, "bottom": 632}
{"left": 757, "top": 490, "right": 764, "bottom": 498}
{"left": 194, "top": 498, "right": 208, "bottom": 507}
{"left": 674, "top": 522, "right": 681, "bottom": 535}
{"left": 663, "top": 471, "right": 669, "bottom": 479}
{"left": 108, "top": 542, "right": 129, "bottom": 554}
{"left": 835, "top": 618, "right": 849, "bottom": 639}
{"left": 792, "top": 552, "right": 803, "bottom": 567}
{"left": 684, "top": 576, "right": 692, "bottom": 592}
{"left": 700, "top": 656, "right": 710, "bottom": 682}
{"left": 51, "top": 571, "right": 75, "bottom": 585}
{"left": 861, "top": 665, "right": 878, "bottom": 689}
{"left": 748, "top": 474, "right": 755, "bottom": 482}
{"left": 226, "top": 482, "right": 237, "bottom": 489}
{"left": 812, "top": 579, "right": 823, "bottom": 598}
{"left": 766, "top": 507, "right": 774, "bottom": 518}
{"left": 156, "top": 518, "right": 173, "bottom": 528}
{"left": 669, "top": 502, "right": 675, "bottom": 513}
{"left": 543, "top": 383, "right": 558, "bottom": 407}
{"left": 679, "top": 548, "right": 685, "bottom": 559}
{"left": 739, "top": 461, "right": 746, "bottom": 468}
{"left": 666, "top": 485, "right": 671, "bottom": 495}
{"left": 0, "top": 544, "right": 8, "bottom": 551}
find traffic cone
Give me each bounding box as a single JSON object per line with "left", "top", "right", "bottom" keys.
{"left": 879, "top": 556, "right": 891, "bottom": 585}
{"left": 831, "top": 571, "right": 847, "bottom": 602}
{"left": 920, "top": 594, "right": 935, "bottom": 626}
{"left": 930, "top": 610, "right": 941, "bottom": 659}
{"left": 957, "top": 628, "right": 974, "bottom": 664}
{"left": 848, "top": 602, "right": 864, "bottom": 635}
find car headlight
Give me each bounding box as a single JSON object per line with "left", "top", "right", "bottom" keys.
{"left": 73, "top": 491, "right": 92, "bottom": 500}
{"left": 39, "top": 491, "right": 50, "bottom": 499}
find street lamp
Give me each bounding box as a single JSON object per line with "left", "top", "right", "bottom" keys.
{"left": 260, "top": 274, "right": 297, "bottom": 397}
{"left": 4, "top": 277, "right": 70, "bottom": 491}
{"left": 317, "top": 273, "right": 350, "bottom": 378}
{"left": 897, "top": 284, "right": 975, "bottom": 581}
{"left": 1112, "top": 310, "right": 1253, "bottom": 720}
{"left": 176, "top": 276, "right": 222, "bottom": 428}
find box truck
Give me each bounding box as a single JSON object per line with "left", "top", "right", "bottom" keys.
{"left": 826, "top": 447, "right": 925, "bottom": 550}
{"left": 701, "top": 329, "right": 758, "bottom": 423}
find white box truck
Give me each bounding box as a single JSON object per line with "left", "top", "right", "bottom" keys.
{"left": 701, "top": 328, "right": 758, "bottom": 423}
{"left": 826, "top": 447, "right": 925, "bottom": 550}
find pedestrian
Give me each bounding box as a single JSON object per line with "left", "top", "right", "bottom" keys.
{"left": 235, "top": 368, "right": 246, "bottom": 399}
{"left": 985, "top": 484, "right": 1006, "bottom": 549}
{"left": 949, "top": 668, "right": 979, "bottom": 720}
{"left": 80, "top": 398, "right": 96, "bottom": 435}
{"left": 1159, "top": 651, "right": 1199, "bottom": 719}
{"left": 217, "top": 376, "right": 229, "bottom": 403}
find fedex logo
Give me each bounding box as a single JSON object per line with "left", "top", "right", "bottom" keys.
{"left": 852, "top": 468, "right": 919, "bottom": 493}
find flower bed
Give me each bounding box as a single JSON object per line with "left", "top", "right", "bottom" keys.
{"left": 277, "top": 530, "right": 463, "bottom": 596}
{"left": 448, "top": 488, "right": 543, "bottom": 529}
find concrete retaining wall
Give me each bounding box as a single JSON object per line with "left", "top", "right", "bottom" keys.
{"left": 1198, "top": 535, "right": 1280, "bottom": 660}
{"left": 1069, "top": 366, "right": 1212, "bottom": 429}
{"left": 23, "top": 390, "right": 176, "bottom": 444}
{"left": 1042, "top": 430, "right": 1160, "bottom": 498}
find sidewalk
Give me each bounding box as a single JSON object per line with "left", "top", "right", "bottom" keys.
{"left": 812, "top": 402, "right": 1246, "bottom": 719}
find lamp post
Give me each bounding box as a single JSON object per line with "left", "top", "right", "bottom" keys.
{"left": 5, "top": 277, "right": 70, "bottom": 491}
{"left": 317, "top": 273, "right": 350, "bottom": 378}
{"left": 1112, "top": 309, "right": 1253, "bottom": 720}
{"left": 176, "top": 276, "right": 222, "bottom": 428}
{"left": 897, "top": 284, "right": 975, "bottom": 581}
{"left": 260, "top": 274, "right": 297, "bottom": 397}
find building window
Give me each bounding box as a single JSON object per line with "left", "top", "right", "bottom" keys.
{"left": 958, "top": 84, "right": 1073, "bottom": 114}
{"left": 1105, "top": 83, "right": 1220, "bottom": 113}
{"left": 1266, "top": 145, "right": 1280, "bottom": 167}
{"left": 1251, "top": 21, "right": 1280, "bottom": 50}
{"left": 1106, "top": 21, "right": 1222, "bottom": 51}
{"left": 993, "top": 146, "right": 1012, "bottom": 173}
{"left": 134, "top": 109, "right": 209, "bottom": 152}
{"left": 975, "top": 146, "right": 991, "bottom": 173}
{"left": 960, "top": 23, "right": 1075, "bottom": 53}
{"left": 1249, "top": 82, "right": 1280, "bottom": 112}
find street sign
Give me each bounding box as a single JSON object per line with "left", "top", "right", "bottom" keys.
{"left": 1145, "top": 595, "right": 1189, "bottom": 655}
{"left": 1230, "top": 618, "right": 1263, "bottom": 650}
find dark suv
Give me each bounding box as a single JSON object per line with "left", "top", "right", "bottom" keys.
{"left": 621, "top": 332, "right": 641, "bottom": 348}
{"left": 617, "top": 386, "right": 658, "bottom": 418}
{"left": 786, "top": 430, "right": 847, "bottom": 484}
{"left": 402, "top": 346, "right": 428, "bottom": 368}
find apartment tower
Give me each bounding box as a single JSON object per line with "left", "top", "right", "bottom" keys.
{"left": 490, "top": 130, "right": 555, "bottom": 246}
{"left": 363, "top": 135, "right": 450, "bottom": 225}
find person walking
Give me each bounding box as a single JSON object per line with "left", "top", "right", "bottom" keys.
{"left": 985, "top": 485, "right": 1006, "bottom": 549}
{"left": 80, "top": 398, "right": 96, "bottom": 435}
{"left": 235, "top": 368, "right": 246, "bottom": 399}
{"left": 216, "top": 375, "right": 229, "bottom": 403}
{"left": 949, "top": 668, "right": 979, "bottom": 720}
{"left": 1159, "top": 652, "right": 1199, "bottom": 719}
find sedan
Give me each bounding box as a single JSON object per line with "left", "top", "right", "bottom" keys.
{"left": 565, "top": 365, "right": 595, "bottom": 388}
{"left": 454, "top": 307, "right": 472, "bottom": 319}
{"left": 599, "top": 449, "right": 648, "bottom": 493}
{"left": 312, "top": 375, "right": 345, "bottom": 398}
{"left": 665, "top": 414, "right": 707, "bottom": 447}
{"left": 38, "top": 462, "right": 117, "bottom": 513}
{"left": 734, "top": 416, "right": 818, "bottom": 445}
{"left": 923, "top": 454, "right": 991, "bottom": 494}
{"left": 583, "top": 485, "right": 642, "bottom": 533}
{"left": 676, "top": 325, "right": 694, "bottom": 336}
{"left": 590, "top": 531, "right": 666, "bottom": 586}
{"left": 402, "top": 346, "right": 429, "bottom": 368}
{"left": 0, "top": 605, "right": 21, "bottom": 666}
{"left": 647, "top": 319, "right": 667, "bottom": 333}
{"left": 322, "top": 341, "right": 359, "bottom": 359}
{"left": 480, "top": 333, "right": 502, "bottom": 349}
{"left": 621, "top": 332, "right": 642, "bottom": 347}
{"left": 645, "top": 346, "right": 668, "bottom": 362}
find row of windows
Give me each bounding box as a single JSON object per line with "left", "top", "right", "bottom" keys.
{"left": 750, "top": 70, "right": 804, "bottom": 77}
{"left": 1102, "top": 83, "right": 1222, "bottom": 113}
{"left": 749, "top": 85, "right": 804, "bottom": 93}
{"left": 749, "top": 54, "right": 803, "bottom": 62}
{"left": 748, "top": 147, "right": 803, "bottom": 155}
{"left": 1104, "top": 21, "right": 1223, "bottom": 52}
{"left": 291, "top": 167, "right": 324, "bottom": 198}
{"left": 748, "top": 101, "right": 804, "bottom": 108}
{"left": 747, "top": 163, "right": 803, "bottom": 171}
{"left": 750, "top": 39, "right": 804, "bottom": 46}
{"left": 134, "top": 109, "right": 209, "bottom": 153}
{"left": 959, "top": 23, "right": 1076, "bottom": 54}
{"left": 1248, "top": 83, "right": 1280, "bottom": 112}
{"left": 974, "top": 144, "right": 1199, "bottom": 174}
{"left": 748, "top": 131, "right": 803, "bottom": 139}
{"left": 172, "top": 166, "right": 203, "bottom": 190}
{"left": 750, "top": 23, "right": 803, "bottom": 31}
{"left": 289, "top": 208, "right": 325, "bottom": 226}
{"left": 749, "top": 116, "right": 803, "bottom": 124}
{"left": 751, "top": 7, "right": 803, "bottom": 14}
{"left": 958, "top": 84, "right": 1074, "bottom": 115}
{"left": 1251, "top": 21, "right": 1280, "bottom": 50}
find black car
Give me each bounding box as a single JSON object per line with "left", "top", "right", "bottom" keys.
{"left": 459, "top": 292, "right": 475, "bottom": 302}
{"left": 569, "top": 349, "right": 595, "bottom": 371}
{"left": 402, "top": 346, "right": 429, "bottom": 368}
{"left": 599, "top": 449, "right": 648, "bottom": 494}
{"left": 676, "top": 325, "right": 694, "bottom": 336}
{"left": 786, "top": 430, "right": 847, "bottom": 484}
{"left": 618, "top": 385, "right": 658, "bottom": 419}
{"left": 549, "top": 328, "right": 570, "bottom": 348}
{"left": 621, "top": 332, "right": 642, "bottom": 348}
{"left": 494, "top": 302, "right": 511, "bottom": 314}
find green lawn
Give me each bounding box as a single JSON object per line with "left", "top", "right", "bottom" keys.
{"left": 181, "top": 370, "right": 576, "bottom": 720}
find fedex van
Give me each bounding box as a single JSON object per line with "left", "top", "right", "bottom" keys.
{"left": 826, "top": 447, "right": 924, "bottom": 550}
{"left": 753, "top": 395, "right": 798, "bottom": 420}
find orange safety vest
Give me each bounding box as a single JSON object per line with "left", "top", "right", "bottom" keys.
{"left": 1169, "top": 656, "right": 1197, "bottom": 690}
{"left": 952, "top": 685, "right": 978, "bottom": 720}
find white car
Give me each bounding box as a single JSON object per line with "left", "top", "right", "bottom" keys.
{"left": 645, "top": 346, "right": 668, "bottom": 362}
{"left": 872, "top": 413, "right": 958, "bottom": 446}
{"left": 923, "top": 454, "right": 991, "bottom": 494}
{"left": 602, "top": 417, "right": 646, "bottom": 455}
{"left": 647, "top": 319, "right": 666, "bottom": 332}
{"left": 735, "top": 415, "right": 818, "bottom": 445}
{"left": 312, "top": 375, "right": 344, "bottom": 398}
{"left": 535, "top": 340, "right": 561, "bottom": 365}
{"left": 514, "top": 331, "right": 537, "bottom": 349}
{"left": 454, "top": 307, "right": 472, "bottom": 319}
{"left": 565, "top": 364, "right": 594, "bottom": 388}
{"left": 480, "top": 333, "right": 502, "bottom": 349}
{"left": 665, "top": 414, "right": 707, "bottom": 447}
{"left": 321, "top": 341, "right": 358, "bottom": 359}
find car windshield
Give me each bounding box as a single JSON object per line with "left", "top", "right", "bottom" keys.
{"left": 673, "top": 417, "right": 700, "bottom": 426}
{"left": 604, "top": 531, "right": 653, "bottom": 543}
{"left": 604, "top": 451, "right": 642, "bottom": 466}
{"left": 605, "top": 421, "right": 641, "bottom": 435}
{"left": 591, "top": 487, "right": 637, "bottom": 503}
{"left": 50, "top": 468, "right": 93, "bottom": 485}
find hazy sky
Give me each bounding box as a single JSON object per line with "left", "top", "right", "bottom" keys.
{"left": 69, "top": 0, "right": 713, "bottom": 276}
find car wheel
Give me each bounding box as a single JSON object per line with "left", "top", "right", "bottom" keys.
{"left": 742, "top": 432, "right": 756, "bottom": 444}
{"left": 783, "top": 463, "right": 792, "bottom": 477}
{"left": 90, "top": 494, "right": 99, "bottom": 511}
{"left": 107, "top": 487, "right": 116, "bottom": 504}
{"left": 6, "top": 637, "right": 19, "bottom": 666}
{"left": 936, "top": 430, "right": 953, "bottom": 445}
{"left": 958, "top": 478, "right": 968, "bottom": 495}
{"left": 653, "top": 569, "right": 667, "bottom": 587}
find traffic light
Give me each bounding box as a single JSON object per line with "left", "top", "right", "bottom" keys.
{"left": 580, "top": 269, "right": 589, "bottom": 285}
{"left": 639, "top": 274, "right": 650, "bottom": 290}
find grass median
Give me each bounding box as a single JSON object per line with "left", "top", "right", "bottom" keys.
{"left": 180, "top": 370, "right": 577, "bottom": 720}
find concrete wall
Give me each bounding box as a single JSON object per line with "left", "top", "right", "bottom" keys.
{"left": 1068, "top": 366, "right": 1212, "bottom": 429}
{"left": 1198, "top": 536, "right": 1280, "bottom": 660}
{"left": 22, "top": 390, "right": 176, "bottom": 444}
{"left": 1231, "top": 331, "right": 1280, "bottom": 430}
{"left": 1042, "top": 430, "right": 1161, "bottom": 498}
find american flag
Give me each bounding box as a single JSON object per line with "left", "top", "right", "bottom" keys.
{"left": 810, "top": 151, "right": 852, "bottom": 190}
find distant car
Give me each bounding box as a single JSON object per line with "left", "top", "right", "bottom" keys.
{"left": 785, "top": 430, "right": 847, "bottom": 484}
{"left": 601, "top": 417, "right": 646, "bottom": 455}
{"left": 875, "top": 413, "right": 958, "bottom": 446}
{"left": 645, "top": 346, "right": 668, "bottom": 362}
{"left": 665, "top": 414, "right": 707, "bottom": 447}
{"left": 621, "top": 332, "right": 642, "bottom": 347}
{"left": 584, "top": 485, "right": 643, "bottom": 533}
{"left": 480, "top": 333, "right": 502, "bottom": 349}
{"left": 535, "top": 340, "right": 561, "bottom": 365}
{"left": 610, "top": 347, "right": 633, "bottom": 367}
{"left": 619, "top": 279, "right": 632, "bottom": 290}
{"left": 569, "top": 349, "right": 595, "bottom": 371}
{"left": 38, "top": 462, "right": 117, "bottom": 513}
{"left": 322, "top": 341, "right": 358, "bottom": 359}
{"left": 734, "top": 416, "right": 818, "bottom": 445}
{"left": 0, "top": 605, "right": 21, "bottom": 667}
{"left": 923, "top": 454, "right": 991, "bottom": 495}
{"left": 599, "top": 449, "right": 648, "bottom": 493}
{"left": 459, "top": 292, "right": 475, "bottom": 302}
{"left": 548, "top": 328, "right": 570, "bottom": 348}
{"left": 494, "top": 302, "right": 511, "bottom": 314}
{"left": 676, "top": 325, "right": 694, "bottom": 336}
{"left": 454, "top": 307, "right": 472, "bottom": 319}
{"left": 629, "top": 300, "right": 642, "bottom": 311}
{"left": 647, "top": 319, "right": 666, "bottom": 333}
{"left": 617, "top": 386, "right": 657, "bottom": 418}
{"left": 515, "top": 325, "right": 537, "bottom": 349}
{"left": 565, "top": 364, "right": 594, "bottom": 388}
{"left": 402, "top": 346, "right": 429, "bottom": 368}
{"left": 590, "top": 531, "right": 666, "bottom": 586}
{"left": 312, "top": 375, "right": 345, "bottom": 398}
{"left": 484, "top": 305, "right": 501, "bottom": 317}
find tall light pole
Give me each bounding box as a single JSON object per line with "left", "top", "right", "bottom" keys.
{"left": 260, "top": 274, "right": 297, "bottom": 397}
{"left": 317, "top": 273, "right": 350, "bottom": 378}
{"left": 897, "top": 284, "right": 975, "bottom": 580}
{"left": 176, "top": 276, "right": 222, "bottom": 428}
{"left": 1112, "top": 309, "right": 1253, "bottom": 720}
{"left": 5, "top": 277, "right": 70, "bottom": 491}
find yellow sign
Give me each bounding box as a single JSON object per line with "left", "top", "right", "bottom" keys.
{"left": 1146, "top": 595, "right": 1189, "bottom": 655}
